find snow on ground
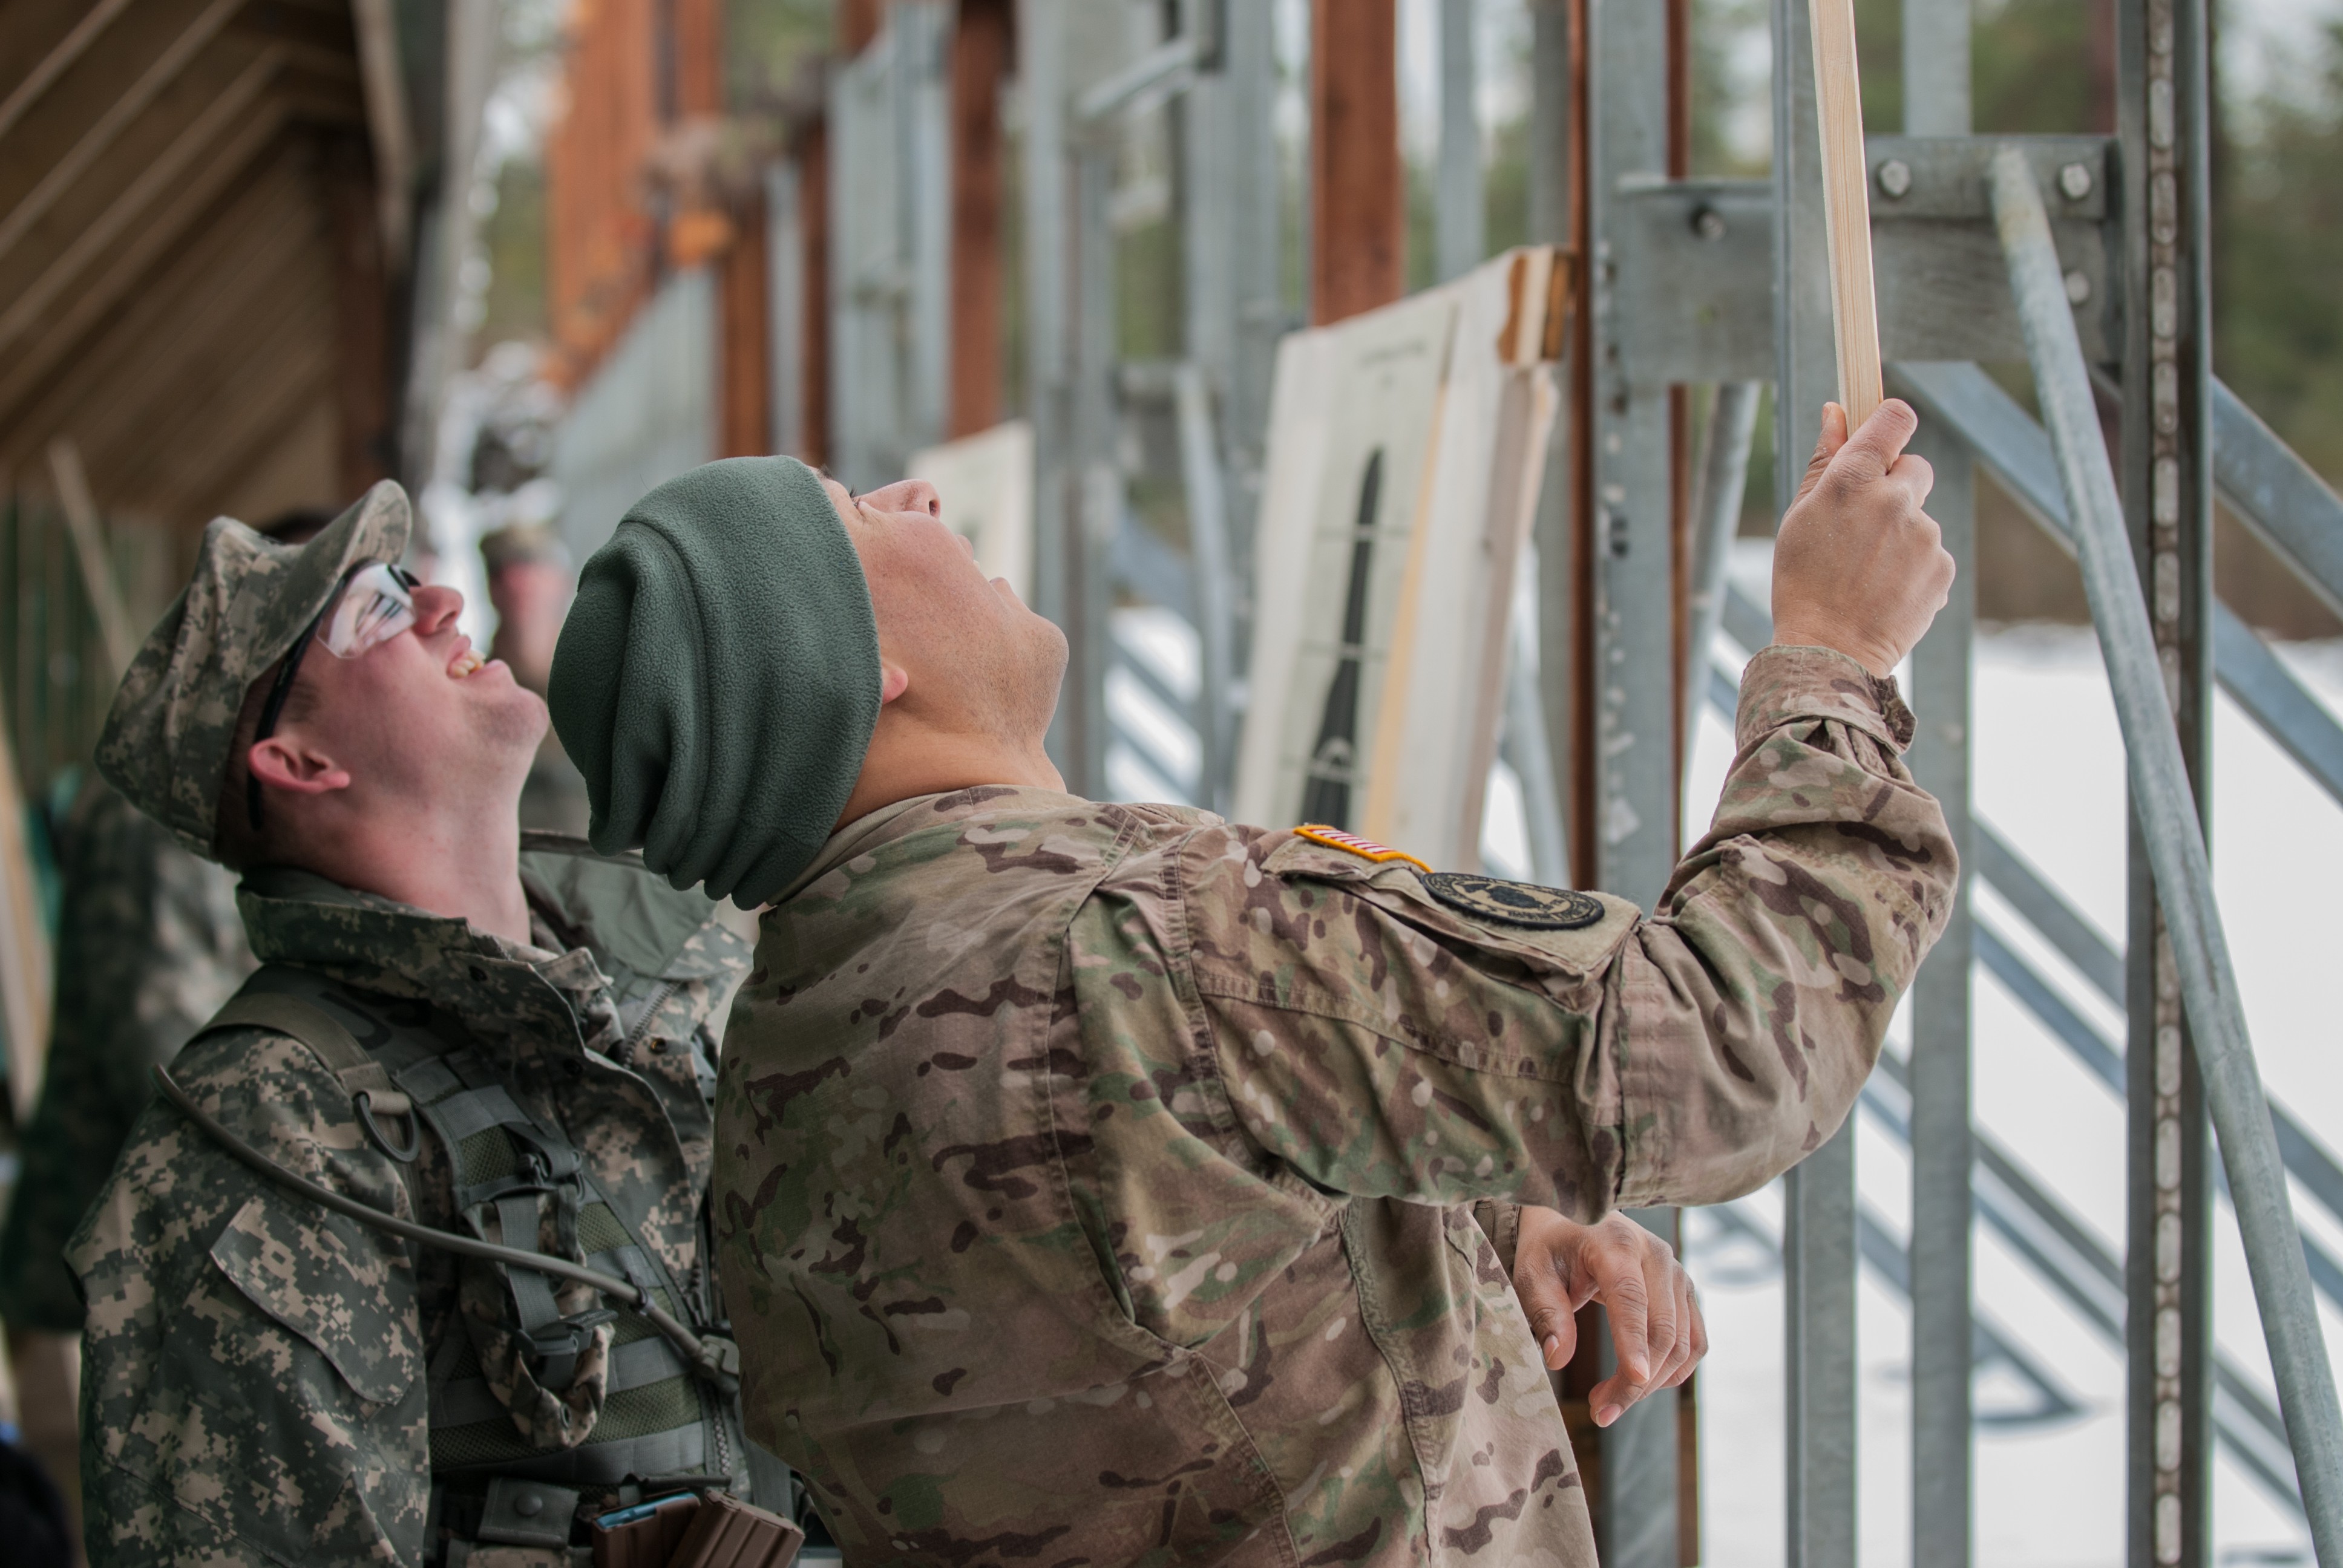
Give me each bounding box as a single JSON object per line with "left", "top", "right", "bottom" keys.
{"left": 1684, "top": 603, "right": 2343, "bottom": 1568}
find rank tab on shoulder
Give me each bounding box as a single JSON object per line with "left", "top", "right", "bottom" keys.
{"left": 1293, "top": 824, "right": 1430, "bottom": 872}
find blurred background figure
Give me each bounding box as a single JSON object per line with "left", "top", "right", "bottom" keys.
{"left": 480, "top": 523, "right": 591, "bottom": 835}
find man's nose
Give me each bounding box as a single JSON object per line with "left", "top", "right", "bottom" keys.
{"left": 411, "top": 583, "right": 465, "bottom": 633}
{"left": 860, "top": 479, "right": 941, "bottom": 519}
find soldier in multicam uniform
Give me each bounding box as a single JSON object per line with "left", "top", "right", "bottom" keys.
{"left": 545, "top": 400, "right": 1958, "bottom": 1567}
{"left": 67, "top": 482, "right": 767, "bottom": 1567}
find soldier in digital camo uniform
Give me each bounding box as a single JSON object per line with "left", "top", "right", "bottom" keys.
{"left": 67, "top": 483, "right": 766, "bottom": 1567}
{"left": 546, "top": 400, "right": 1958, "bottom": 1568}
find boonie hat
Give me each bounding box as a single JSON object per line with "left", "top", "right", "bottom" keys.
{"left": 96, "top": 480, "right": 411, "bottom": 860}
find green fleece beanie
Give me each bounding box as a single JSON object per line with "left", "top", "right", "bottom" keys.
{"left": 548, "top": 457, "right": 881, "bottom": 906}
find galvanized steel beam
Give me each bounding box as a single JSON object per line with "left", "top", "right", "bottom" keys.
{"left": 1995, "top": 143, "right": 2343, "bottom": 1568}
{"left": 1902, "top": 8, "right": 1976, "bottom": 1562}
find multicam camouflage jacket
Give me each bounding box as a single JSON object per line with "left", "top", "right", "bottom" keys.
{"left": 713, "top": 644, "right": 1955, "bottom": 1568}
{"left": 0, "top": 778, "right": 254, "bottom": 1332}
{"left": 68, "top": 844, "right": 753, "bottom": 1568}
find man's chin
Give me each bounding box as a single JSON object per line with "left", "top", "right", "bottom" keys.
{"left": 482, "top": 684, "right": 553, "bottom": 754}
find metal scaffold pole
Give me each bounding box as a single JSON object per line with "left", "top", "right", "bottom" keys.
{"left": 1018, "top": 0, "right": 1075, "bottom": 779}
{"left": 2114, "top": 2, "right": 2217, "bottom": 1561}
{"left": 1901, "top": 7, "right": 1978, "bottom": 1566}
{"left": 1994, "top": 143, "right": 2343, "bottom": 1568}
{"left": 1436, "top": 0, "right": 1483, "bottom": 284}
{"left": 1587, "top": 0, "right": 1686, "bottom": 1558}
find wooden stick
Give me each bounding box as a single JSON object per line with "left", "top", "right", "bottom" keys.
{"left": 0, "top": 690, "right": 52, "bottom": 1116}
{"left": 1807, "top": 0, "right": 1883, "bottom": 427}
{"left": 47, "top": 437, "right": 137, "bottom": 682}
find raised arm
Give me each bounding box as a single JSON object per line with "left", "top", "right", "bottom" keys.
{"left": 1173, "top": 399, "right": 1956, "bottom": 1215}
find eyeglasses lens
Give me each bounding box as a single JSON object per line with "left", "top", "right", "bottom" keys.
{"left": 320, "top": 562, "right": 418, "bottom": 659}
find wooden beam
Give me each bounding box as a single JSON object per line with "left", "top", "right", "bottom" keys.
{"left": 0, "top": 0, "right": 137, "bottom": 145}
{"left": 718, "top": 180, "right": 772, "bottom": 457}
{"left": 1309, "top": 0, "right": 1403, "bottom": 325}
{"left": 1807, "top": 0, "right": 1881, "bottom": 425}
{"left": 177, "top": 327, "right": 337, "bottom": 512}
{"left": 0, "top": 47, "right": 283, "bottom": 361}
{"left": 107, "top": 240, "right": 332, "bottom": 504}
{"left": 948, "top": 0, "right": 1011, "bottom": 438}
{"left": 348, "top": 0, "right": 410, "bottom": 258}
{"left": 326, "top": 131, "right": 390, "bottom": 494}
{"left": 839, "top": 0, "right": 886, "bottom": 55}
{"left": 674, "top": 0, "right": 723, "bottom": 117}
{"left": 0, "top": 132, "right": 309, "bottom": 453}
{"left": 0, "top": 684, "right": 53, "bottom": 1118}
{"left": 5, "top": 150, "right": 326, "bottom": 508}
{"left": 0, "top": 0, "right": 249, "bottom": 268}
{"left": 0, "top": 94, "right": 286, "bottom": 429}
{"left": 118, "top": 265, "right": 335, "bottom": 514}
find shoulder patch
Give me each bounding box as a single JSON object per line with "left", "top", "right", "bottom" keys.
{"left": 1293, "top": 824, "right": 1430, "bottom": 872}
{"left": 1421, "top": 871, "right": 1605, "bottom": 930}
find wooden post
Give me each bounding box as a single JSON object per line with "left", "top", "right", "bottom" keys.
{"left": 0, "top": 691, "right": 51, "bottom": 1119}
{"left": 798, "top": 120, "right": 832, "bottom": 468}
{"left": 675, "top": 0, "right": 724, "bottom": 116}
{"left": 1807, "top": 0, "right": 1881, "bottom": 426}
{"left": 1309, "top": 0, "right": 1403, "bottom": 325}
{"left": 719, "top": 182, "right": 773, "bottom": 456}
{"left": 45, "top": 438, "right": 136, "bottom": 682}
{"left": 948, "top": 0, "right": 1012, "bottom": 438}
{"left": 841, "top": 0, "right": 886, "bottom": 54}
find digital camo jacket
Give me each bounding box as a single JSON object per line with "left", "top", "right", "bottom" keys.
{"left": 0, "top": 778, "right": 254, "bottom": 1332}
{"left": 714, "top": 644, "right": 1956, "bottom": 1568}
{"left": 68, "top": 848, "right": 751, "bottom": 1568}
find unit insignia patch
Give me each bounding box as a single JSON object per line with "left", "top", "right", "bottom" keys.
{"left": 1421, "top": 871, "right": 1605, "bottom": 930}
{"left": 1293, "top": 824, "right": 1430, "bottom": 872}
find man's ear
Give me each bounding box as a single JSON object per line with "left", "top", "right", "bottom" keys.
{"left": 246, "top": 736, "right": 354, "bottom": 797}
{"left": 879, "top": 663, "right": 911, "bottom": 704}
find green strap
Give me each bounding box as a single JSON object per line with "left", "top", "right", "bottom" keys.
{"left": 202, "top": 993, "right": 410, "bottom": 1115}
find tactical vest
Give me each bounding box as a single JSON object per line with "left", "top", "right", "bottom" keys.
{"left": 189, "top": 961, "right": 748, "bottom": 1500}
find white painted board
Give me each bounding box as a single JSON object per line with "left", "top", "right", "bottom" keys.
{"left": 1234, "top": 247, "right": 1566, "bottom": 872}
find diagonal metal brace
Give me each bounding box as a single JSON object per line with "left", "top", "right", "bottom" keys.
{"left": 1991, "top": 145, "right": 2343, "bottom": 1567}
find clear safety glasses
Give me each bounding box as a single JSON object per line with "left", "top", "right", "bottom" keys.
{"left": 246, "top": 561, "right": 422, "bottom": 831}
{"left": 316, "top": 561, "right": 421, "bottom": 659}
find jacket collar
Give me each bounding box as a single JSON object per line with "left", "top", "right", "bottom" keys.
{"left": 236, "top": 864, "right": 614, "bottom": 1055}
{"left": 776, "top": 785, "right": 1091, "bottom": 904}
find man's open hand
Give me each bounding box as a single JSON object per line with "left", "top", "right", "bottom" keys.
{"left": 1512, "top": 1209, "right": 1706, "bottom": 1429}
{"left": 1772, "top": 399, "right": 1956, "bottom": 677}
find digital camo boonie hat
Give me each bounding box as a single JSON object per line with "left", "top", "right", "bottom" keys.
{"left": 96, "top": 480, "right": 412, "bottom": 860}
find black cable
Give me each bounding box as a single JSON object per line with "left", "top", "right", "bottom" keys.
{"left": 151, "top": 1065, "right": 739, "bottom": 1395}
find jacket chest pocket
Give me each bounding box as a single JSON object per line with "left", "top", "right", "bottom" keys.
{"left": 209, "top": 1192, "right": 423, "bottom": 1406}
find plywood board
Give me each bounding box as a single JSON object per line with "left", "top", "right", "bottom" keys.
{"left": 908, "top": 418, "right": 1034, "bottom": 604}
{"left": 1235, "top": 247, "right": 1567, "bottom": 871}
